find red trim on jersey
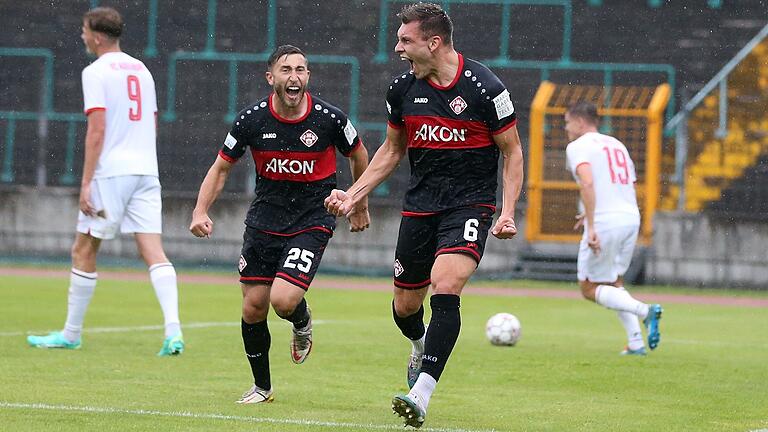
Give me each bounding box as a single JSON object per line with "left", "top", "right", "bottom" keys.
{"left": 394, "top": 279, "right": 431, "bottom": 289}
{"left": 276, "top": 272, "right": 310, "bottom": 290}
{"left": 401, "top": 210, "right": 438, "bottom": 217}
{"left": 268, "top": 92, "right": 313, "bottom": 124}
{"left": 85, "top": 107, "right": 105, "bottom": 115}
{"left": 492, "top": 118, "right": 518, "bottom": 135}
{"left": 260, "top": 226, "right": 332, "bottom": 237}
{"left": 240, "top": 276, "right": 275, "bottom": 284}
{"left": 436, "top": 246, "right": 481, "bottom": 262}
{"left": 575, "top": 162, "right": 591, "bottom": 171}
{"left": 388, "top": 120, "right": 404, "bottom": 130}
{"left": 343, "top": 139, "right": 362, "bottom": 157}
{"left": 404, "top": 115, "right": 494, "bottom": 149}
{"left": 251, "top": 146, "right": 336, "bottom": 182}
{"left": 218, "top": 150, "right": 237, "bottom": 163}
{"left": 427, "top": 53, "right": 464, "bottom": 91}
{"left": 474, "top": 204, "right": 497, "bottom": 212}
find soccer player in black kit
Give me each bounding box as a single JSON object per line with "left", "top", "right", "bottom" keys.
{"left": 190, "top": 45, "right": 370, "bottom": 404}
{"left": 325, "top": 3, "right": 523, "bottom": 428}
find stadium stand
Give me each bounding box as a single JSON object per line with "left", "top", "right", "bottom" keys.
{"left": 2, "top": 0, "right": 766, "bottom": 198}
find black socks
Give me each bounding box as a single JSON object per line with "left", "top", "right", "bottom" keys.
{"left": 392, "top": 300, "right": 426, "bottom": 341}
{"left": 420, "top": 294, "right": 461, "bottom": 382}
{"left": 242, "top": 319, "right": 271, "bottom": 390}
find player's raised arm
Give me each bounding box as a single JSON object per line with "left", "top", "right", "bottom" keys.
{"left": 190, "top": 155, "right": 234, "bottom": 238}
{"left": 491, "top": 124, "right": 524, "bottom": 239}
{"left": 325, "top": 125, "right": 407, "bottom": 217}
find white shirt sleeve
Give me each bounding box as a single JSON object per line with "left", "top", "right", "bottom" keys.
{"left": 82, "top": 66, "right": 105, "bottom": 114}
{"left": 565, "top": 139, "right": 590, "bottom": 177}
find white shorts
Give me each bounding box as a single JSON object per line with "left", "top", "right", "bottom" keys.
{"left": 577, "top": 224, "right": 638, "bottom": 283}
{"left": 77, "top": 175, "right": 163, "bottom": 240}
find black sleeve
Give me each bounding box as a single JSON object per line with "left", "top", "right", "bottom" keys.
{"left": 218, "top": 111, "right": 251, "bottom": 162}
{"left": 329, "top": 108, "right": 361, "bottom": 156}
{"left": 386, "top": 75, "right": 407, "bottom": 128}
{"left": 479, "top": 70, "right": 518, "bottom": 133}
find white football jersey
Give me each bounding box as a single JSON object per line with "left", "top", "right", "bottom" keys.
{"left": 82, "top": 51, "right": 158, "bottom": 178}
{"left": 565, "top": 132, "right": 640, "bottom": 228}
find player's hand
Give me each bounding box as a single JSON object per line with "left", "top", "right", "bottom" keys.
{"left": 324, "top": 189, "right": 355, "bottom": 217}
{"left": 587, "top": 230, "right": 601, "bottom": 255}
{"left": 347, "top": 205, "right": 370, "bottom": 232}
{"left": 190, "top": 212, "right": 213, "bottom": 238}
{"left": 573, "top": 213, "right": 585, "bottom": 231}
{"left": 492, "top": 215, "right": 517, "bottom": 239}
{"left": 78, "top": 183, "right": 96, "bottom": 217}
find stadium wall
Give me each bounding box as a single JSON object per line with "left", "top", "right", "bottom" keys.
{"left": 0, "top": 187, "right": 527, "bottom": 278}
{"left": 3, "top": 187, "right": 768, "bottom": 287}
{"left": 646, "top": 212, "right": 768, "bottom": 288}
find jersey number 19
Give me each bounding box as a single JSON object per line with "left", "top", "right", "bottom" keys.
{"left": 602, "top": 146, "right": 630, "bottom": 185}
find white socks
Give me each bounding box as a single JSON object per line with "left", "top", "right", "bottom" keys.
{"left": 616, "top": 310, "right": 645, "bottom": 350}
{"left": 411, "top": 330, "right": 425, "bottom": 354}
{"left": 409, "top": 373, "right": 437, "bottom": 412}
{"left": 149, "top": 263, "right": 181, "bottom": 337}
{"left": 595, "top": 284, "right": 649, "bottom": 318}
{"left": 63, "top": 268, "right": 98, "bottom": 343}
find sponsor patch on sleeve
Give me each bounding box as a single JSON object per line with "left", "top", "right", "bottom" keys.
{"left": 224, "top": 133, "right": 237, "bottom": 149}
{"left": 492, "top": 89, "right": 515, "bottom": 120}
{"left": 343, "top": 120, "right": 358, "bottom": 146}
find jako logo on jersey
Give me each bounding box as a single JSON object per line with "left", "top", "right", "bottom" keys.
{"left": 265, "top": 158, "right": 316, "bottom": 175}
{"left": 414, "top": 124, "right": 466, "bottom": 142}
{"left": 300, "top": 129, "right": 319, "bottom": 147}
{"left": 413, "top": 97, "right": 428, "bottom": 104}
{"left": 262, "top": 133, "right": 277, "bottom": 139}
{"left": 449, "top": 96, "right": 468, "bottom": 115}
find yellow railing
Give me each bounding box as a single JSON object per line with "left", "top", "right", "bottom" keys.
{"left": 526, "top": 81, "right": 670, "bottom": 244}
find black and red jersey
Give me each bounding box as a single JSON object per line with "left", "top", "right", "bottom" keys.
{"left": 386, "top": 53, "right": 517, "bottom": 214}
{"left": 219, "top": 92, "right": 361, "bottom": 234}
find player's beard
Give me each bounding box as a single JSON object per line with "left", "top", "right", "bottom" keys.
{"left": 275, "top": 83, "right": 305, "bottom": 109}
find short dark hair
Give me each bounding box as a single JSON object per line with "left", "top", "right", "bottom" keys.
{"left": 566, "top": 101, "right": 599, "bottom": 125}
{"left": 398, "top": 2, "right": 453, "bottom": 46}
{"left": 267, "top": 45, "right": 308, "bottom": 70}
{"left": 83, "top": 7, "right": 123, "bottom": 39}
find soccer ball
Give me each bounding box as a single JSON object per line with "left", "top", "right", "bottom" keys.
{"left": 485, "top": 313, "right": 521, "bottom": 346}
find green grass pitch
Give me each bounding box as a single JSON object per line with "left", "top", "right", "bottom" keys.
{"left": 1, "top": 272, "right": 767, "bottom": 431}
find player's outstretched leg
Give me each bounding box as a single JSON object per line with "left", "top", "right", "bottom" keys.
{"left": 236, "top": 384, "right": 274, "bottom": 404}
{"left": 643, "top": 304, "right": 663, "bottom": 350}
{"left": 392, "top": 393, "right": 426, "bottom": 429}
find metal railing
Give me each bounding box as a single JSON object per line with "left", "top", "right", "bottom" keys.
{"left": 664, "top": 23, "right": 768, "bottom": 211}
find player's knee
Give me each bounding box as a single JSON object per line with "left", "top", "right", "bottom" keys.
{"left": 430, "top": 277, "right": 462, "bottom": 296}
{"left": 393, "top": 296, "right": 422, "bottom": 317}
{"left": 579, "top": 281, "right": 597, "bottom": 301}
{"left": 270, "top": 298, "right": 295, "bottom": 318}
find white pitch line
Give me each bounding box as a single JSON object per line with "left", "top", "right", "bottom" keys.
{"left": 0, "top": 401, "right": 498, "bottom": 432}
{"left": 0, "top": 320, "right": 329, "bottom": 338}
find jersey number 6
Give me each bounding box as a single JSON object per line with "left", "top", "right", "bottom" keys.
{"left": 127, "top": 75, "right": 142, "bottom": 121}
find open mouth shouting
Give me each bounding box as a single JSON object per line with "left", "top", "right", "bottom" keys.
{"left": 285, "top": 84, "right": 303, "bottom": 103}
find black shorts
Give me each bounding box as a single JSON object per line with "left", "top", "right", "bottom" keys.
{"left": 393, "top": 206, "right": 493, "bottom": 290}
{"left": 238, "top": 226, "right": 332, "bottom": 290}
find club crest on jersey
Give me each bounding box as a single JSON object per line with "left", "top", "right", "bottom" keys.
{"left": 394, "top": 259, "right": 404, "bottom": 277}
{"left": 300, "top": 129, "right": 319, "bottom": 147}
{"left": 239, "top": 255, "right": 247, "bottom": 272}
{"left": 449, "top": 96, "right": 468, "bottom": 115}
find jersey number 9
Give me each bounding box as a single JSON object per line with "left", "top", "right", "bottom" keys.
{"left": 127, "top": 75, "right": 142, "bottom": 121}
